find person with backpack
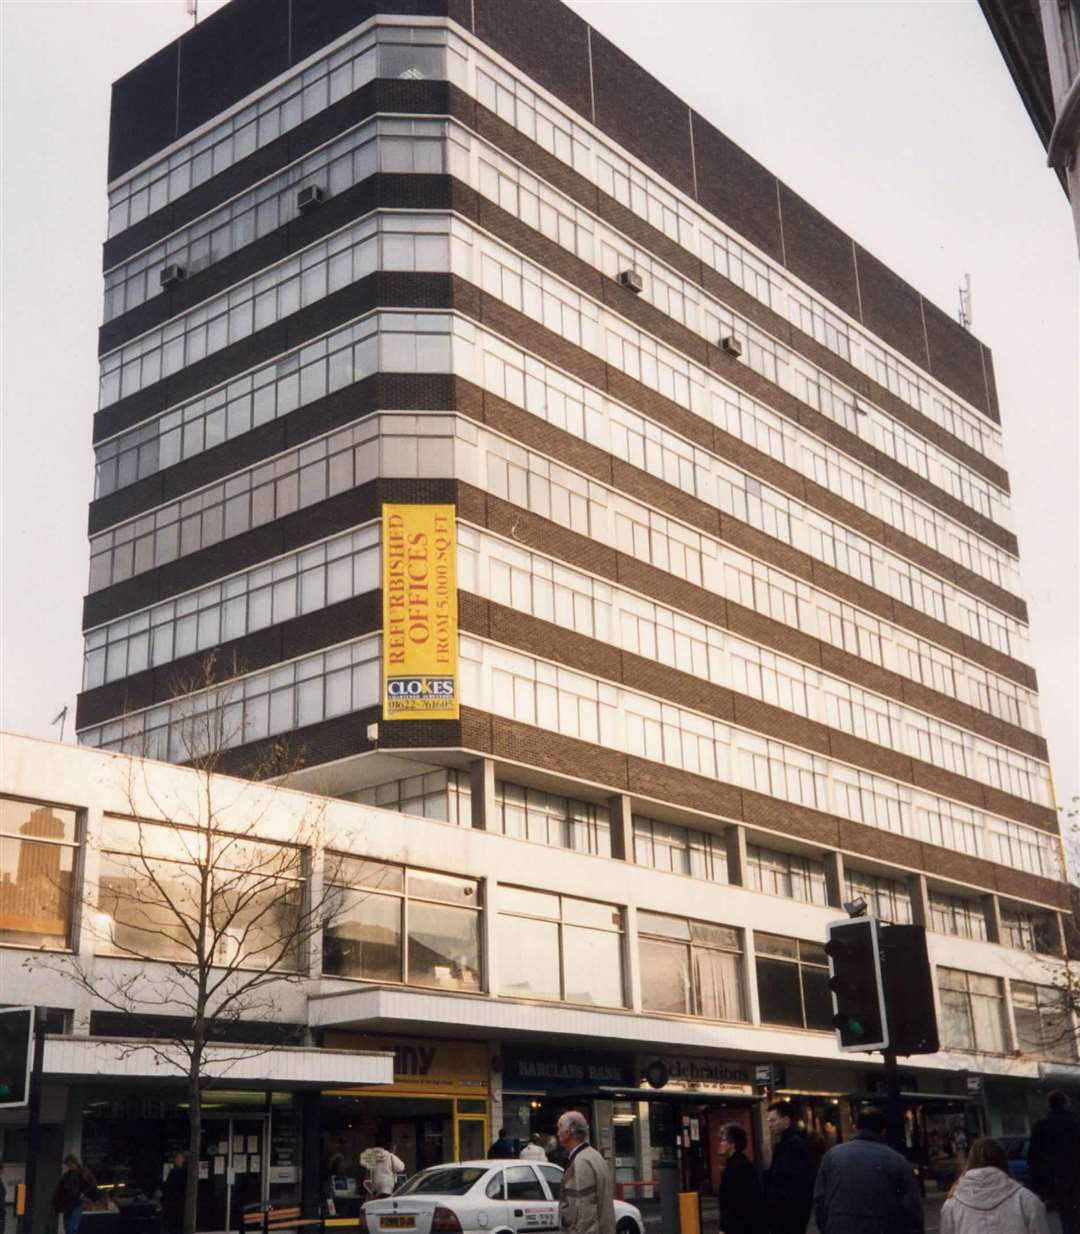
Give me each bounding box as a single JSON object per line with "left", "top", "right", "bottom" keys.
{"left": 53, "top": 1155, "right": 97, "bottom": 1234}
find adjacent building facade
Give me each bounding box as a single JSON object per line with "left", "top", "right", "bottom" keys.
{"left": 12, "top": 0, "right": 1073, "bottom": 1224}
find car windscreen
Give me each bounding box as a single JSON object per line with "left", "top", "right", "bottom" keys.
{"left": 397, "top": 1168, "right": 487, "bottom": 1197}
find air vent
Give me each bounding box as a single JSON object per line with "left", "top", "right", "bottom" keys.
{"left": 297, "top": 185, "right": 325, "bottom": 213}
{"left": 618, "top": 269, "right": 644, "bottom": 294}
{"left": 159, "top": 264, "right": 186, "bottom": 288}
{"left": 720, "top": 335, "right": 743, "bottom": 358}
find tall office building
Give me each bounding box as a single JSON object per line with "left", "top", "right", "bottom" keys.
{"left": 69, "top": 0, "right": 1075, "bottom": 1160}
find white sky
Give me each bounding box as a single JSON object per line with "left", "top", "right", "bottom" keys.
{"left": 1, "top": 0, "right": 1077, "bottom": 863}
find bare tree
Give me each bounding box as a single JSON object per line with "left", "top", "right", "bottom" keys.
{"left": 28, "top": 654, "right": 343, "bottom": 1234}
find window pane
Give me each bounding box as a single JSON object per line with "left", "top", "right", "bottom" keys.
{"left": 327, "top": 854, "right": 403, "bottom": 892}
{"left": 0, "top": 796, "right": 79, "bottom": 843}
{"left": 802, "top": 965, "right": 834, "bottom": 1031}
{"left": 756, "top": 958, "right": 803, "bottom": 1027}
{"left": 638, "top": 911, "right": 690, "bottom": 941}
{"left": 563, "top": 897, "right": 621, "bottom": 930}
{"left": 640, "top": 937, "right": 691, "bottom": 1014}
{"left": 693, "top": 947, "right": 744, "bottom": 1021}
{"left": 501, "top": 886, "right": 560, "bottom": 919}
{"left": 563, "top": 926, "right": 624, "bottom": 1007}
{"left": 323, "top": 889, "right": 402, "bottom": 982}
{"left": 408, "top": 901, "right": 481, "bottom": 991}
{"left": 0, "top": 836, "right": 74, "bottom": 948}
{"left": 500, "top": 916, "right": 560, "bottom": 1000}
{"left": 407, "top": 870, "right": 479, "bottom": 906}
{"left": 504, "top": 1166, "right": 545, "bottom": 1202}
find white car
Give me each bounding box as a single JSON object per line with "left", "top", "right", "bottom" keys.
{"left": 361, "top": 1159, "right": 644, "bottom": 1234}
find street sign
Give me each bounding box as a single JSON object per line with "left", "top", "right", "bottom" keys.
{"left": 0, "top": 1006, "right": 34, "bottom": 1109}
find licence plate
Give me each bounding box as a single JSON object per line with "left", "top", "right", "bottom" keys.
{"left": 380, "top": 1218, "right": 416, "bottom": 1230}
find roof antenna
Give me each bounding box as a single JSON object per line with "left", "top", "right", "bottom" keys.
{"left": 51, "top": 705, "right": 69, "bottom": 744}
{"left": 186, "top": 0, "right": 198, "bottom": 26}
{"left": 958, "top": 273, "right": 973, "bottom": 330}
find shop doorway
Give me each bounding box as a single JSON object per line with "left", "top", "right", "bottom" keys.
{"left": 197, "top": 1115, "right": 268, "bottom": 1233}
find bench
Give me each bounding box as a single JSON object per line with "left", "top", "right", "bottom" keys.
{"left": 242, "top": 1203, "right": 326, "bottom": 1234}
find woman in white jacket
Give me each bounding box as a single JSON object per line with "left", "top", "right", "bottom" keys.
{"left": 940, "top": 1138, "right": 1051, "bottom": 1234}
{"left": 366, "top": 1140, "right": 405, "bottom": 1199}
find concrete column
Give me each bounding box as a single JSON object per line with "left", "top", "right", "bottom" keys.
{"left": 483, "top": 876, "right": 499, "bottom": 996}
{"left": 625, "top": 906, "right": 643, "bottom": 1012}
{"left": 824, "top": 851, "right": 846, "bottom": 909}
{"left": 726, "top": 824, "right": 747, "bottom": 887}
{"left": 1049, "top": 911, "right": 1067, "bottom": 958}
{"left": 469, "top": 758, "right": 496, "bottom": 831}
{"left": 489, "top": 1039, "right": 504, "bottom": 1141}
{"left": 982, "top": 894, "right": 1002, "bottom": 945}
{"left": 608, "top": 794, "right": 633, "bottom": 862}
{"left": 306, "top": 845, "right": 325, "bottom": 980}
{"left": 632, "top": 1101, "right": 654, "bottom": 1198}
{"left": 742, "top": 927, "right": 760, "bottom": 1025}
{"left": 908, "top": 874, "right": 930, "bottom": 928}
{"left": 301, "top": 1092, "right": 322, "bottom": 1217}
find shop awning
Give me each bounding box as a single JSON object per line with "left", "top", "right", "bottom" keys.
{"left": 588, "top": 1086, "right": 761, "bottom": 1102}
{"left": 43, "top": 1035, "right": 394, "bottom": 1089}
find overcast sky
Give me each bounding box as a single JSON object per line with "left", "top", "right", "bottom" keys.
{"left": 2, "top": 0, "right": 1077, "bottom": 860}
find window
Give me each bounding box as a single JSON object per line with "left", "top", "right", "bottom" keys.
{"left": 755, "top": 934, "right": 833, "bottom": 1032}
{"left": 937, "top": 968, "right": 1007, "bottom": 1053}
{"left": 929, "top": 891, "right": 987, "bottom": 941}
{"left": 844, "top": 871, "right": 912, "bottom": 924}
{"left": 0, "top": 796, "right": 79, "bottom": 949}
{"left": 323, "top": 856, "right": 481, "bottom": 992}
{"left": 493, "top": 783, "right": 611, "bottom": 857}
{"left": 1000, "top": 905, "right": 1059, "bottom": 955}
{"left": 746, "top": 845, "right": 827, "bottom": 906}
{"left": 504, "top": 1166, "right": 546, "bottom": 1201}
{"left": 1012, "top": 982, "right": 1076, "bottom": 1062}
{"left": 632, "top": 815, "right": 727, "bottom": 882}
{"left": 349, "top": 770, "right": 472, "bottom": 826}
{"left": 538, "top": 1166, "right": 562, "bottom": 1199}
{"left": 97, "top": 817, "right": 303, "bottom": 969}
{"left": 637, "top": 911, "right": 745, "bottom": 1022}
{"left": 498, "top": 887, "right": 624, "bottom": 1008}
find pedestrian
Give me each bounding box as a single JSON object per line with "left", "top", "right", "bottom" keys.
{"left": 556, "top": 1111, "right": 615, "bottom": 1234}
{"left": 1028, "top": 1091, "right": 1080, "bottom": 1234}
{"left": 488, "top": 1129, "right": 517, "bottom": 1160}
{"left": 813, "top": 1106, "right": 923, "bottom": 1234}
{"left": 717, "top": 1123, "right": 762, "bottom": 1234}
{"left": 520, "top": 1134, "right": 548, "bottom": 1162}
{"left": 940, "top": 1137, "right": 1050, "bottom": 1234}
{"left": 53, "top": 1155, "right": 97, "bottom": 1234}
{"left": 764, "top": 1101, "right": 816, "bottom": 1234}
{"left": 367, "top": 1139, "right": 404, "bottom": 1199}
{"left": 160, "top": 1153, "right": 188, "bottom": 1234}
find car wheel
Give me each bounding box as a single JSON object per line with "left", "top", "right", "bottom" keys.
{"left": 616, "top": 1219, "right": 639, "bottom": 1234}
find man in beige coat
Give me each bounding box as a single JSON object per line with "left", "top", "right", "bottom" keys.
{"left": 556, "top": 1112, "right": 615, "bottom": 1234}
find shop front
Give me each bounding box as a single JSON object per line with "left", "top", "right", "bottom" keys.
{"left": 767, "top": 1063, "right": 855, "bottom": 1152}
{"left": 321, "top": 1032, "right": 490, "bottom": 1207}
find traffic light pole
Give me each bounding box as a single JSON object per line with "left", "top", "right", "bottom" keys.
{"left": 882, "top": 1049, "right": 904, "bottom": 1155}
{"left": 21, "top": 1008, "right": 47, "bottom": 1234}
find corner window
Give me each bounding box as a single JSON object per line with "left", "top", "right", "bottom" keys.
{"left": 937, "top": 967, "right": 1007, "bottom": 1054}
{"left": 755, "top": 934, "right": 832, "bottom": 1031}
{"left": 0, "top": 796, "right": 80, "bottom": 950}
{"left": 1012, "top": 982, "right": 1076, "bottom": 1062}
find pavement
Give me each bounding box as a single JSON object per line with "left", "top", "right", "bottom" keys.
{"left": 635, "top": 1190, "right": 948, "bottom": 1233}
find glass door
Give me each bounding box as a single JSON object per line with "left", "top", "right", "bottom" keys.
{"left": 196, "top": 1115, "right": 268, "bottom": 1232}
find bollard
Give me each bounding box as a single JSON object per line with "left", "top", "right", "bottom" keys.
{"left": 658, "top": 1157, "right": 680, "bottom": 1234}
{"left": 677, "top": 1192, "right": 701, "bottom": 1234}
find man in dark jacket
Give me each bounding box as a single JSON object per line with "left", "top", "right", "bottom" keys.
{"left": 813, "top": 1107, "right": 923, "bottom": 1234}
{"left": 764, "top": 1102, "right": 816, "bottom": 1234}
{"left": 718, "top": 1124, "right": 762, "bottom": 1234}
{"left": 160, "top": 1153, "right": 188, "bottom": 1234}
{"left": 1028, "top": 1091, "right": 1080, "bottom": 1234}
{"left": 488, "top": 1129, "right": 517, "bottom": 1159}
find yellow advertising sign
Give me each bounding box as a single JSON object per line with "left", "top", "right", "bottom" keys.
{"left": 382, "top": 504, "right": 458, "bottom": 720}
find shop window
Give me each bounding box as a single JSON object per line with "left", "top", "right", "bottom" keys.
{"left": 844, "top": 871, "right": 912, "bottom": 924}
{"left": 498, "top": 887, "right": 624, "bottom": 1008}
{"left": 928, "top": 891, "right": 987, "bottom": 941}
{"left": 937, "top": 967, "right": 1007, "bottom": 1053}
{"left": 755, "top": 934, "right": 832, "bottom": 1031}
{"left": 632, "top": 815, "right": 727, "bottom": 882}
{"left": 493, "top": 782, "right": 611, "bottom": 857}
{"left": 324, "top": 855, "right": 481, "bottom": 992}
{"left": 1011, "top": 982, "right": 1077, "bottom": 1062}
{"left": 637, "top": 911, "right": 745, "bottom": 1022}
{"left": 97, "top": 817, "right": 305, "bottom": 970}
{"left": 0, "top": 796, "right": 80, "bottom": 949}
{"left": 1000, "top": 905, "right": 1059, "bottom": 955}
{"left": 505, "top": 1165, "right": 546, "bottom": 1200}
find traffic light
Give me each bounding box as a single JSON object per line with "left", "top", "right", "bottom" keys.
{"left": 0, "top": 1006, "right": 34, "bottom": 1108}
{"left": 824, "top": 918, "right": 888, "bottom": 1051}
{"left": 879, "top": 924, "right": 939, "bottom": 1055}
